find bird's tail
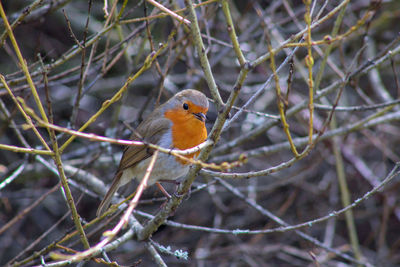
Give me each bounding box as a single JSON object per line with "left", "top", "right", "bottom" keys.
{"left": 96, "top": 172, "right": 122, "bottom": 216}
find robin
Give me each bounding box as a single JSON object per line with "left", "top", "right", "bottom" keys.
{"left": 97, "top": 89, "right": 209, "bottom": 216}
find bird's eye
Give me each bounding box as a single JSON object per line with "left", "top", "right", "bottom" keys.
{"left": 183, "top": 103, "right": 189, "bottom": 110}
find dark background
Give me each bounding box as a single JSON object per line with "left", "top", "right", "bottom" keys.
{"left": 1, "top": 0, "right": 400, "bottom": 266}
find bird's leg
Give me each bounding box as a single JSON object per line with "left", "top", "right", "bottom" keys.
{"left": 159, "top": 179, "right": 186, "bottom": 198}
{"left": 155, "top": 182, "right": 171, "bottom": 199}
{"left": 154, "top": 182, "right": 175, "bottom": 215}
{"left": 157, "top": 180, "right": 191, "bottom": 199}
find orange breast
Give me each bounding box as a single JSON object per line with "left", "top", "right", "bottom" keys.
{"left": 164, "top": 108, "right": 207, "bottom": 164}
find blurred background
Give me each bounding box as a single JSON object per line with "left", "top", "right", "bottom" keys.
{"left": 1, "top": 0, "right": 400, "bottom": 266}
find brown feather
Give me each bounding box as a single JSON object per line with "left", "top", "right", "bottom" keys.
{"left": 97, "top": 113, "right": 171, "bottom": 216}
{"left": 96, "top": 172, "right": 122, "bottom": 216}
{"left": 118, "top": 117, "right": 171, "bottom": 171}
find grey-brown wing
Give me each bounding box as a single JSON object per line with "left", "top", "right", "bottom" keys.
{"left": 116, "top": 117, "right": 171, "bottom": 172}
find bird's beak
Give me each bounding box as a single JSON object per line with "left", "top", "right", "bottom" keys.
{"left": 193, "top": 112, "right": 206, "bottom": 122}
